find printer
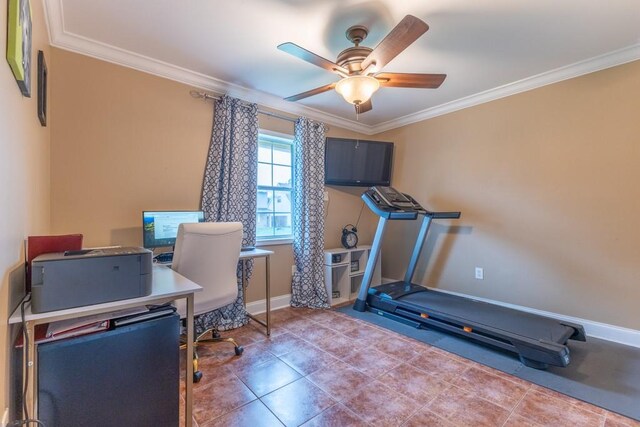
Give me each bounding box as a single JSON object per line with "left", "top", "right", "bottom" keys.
{"left": 31, "top": 247, "right": 153, "bottom": 314}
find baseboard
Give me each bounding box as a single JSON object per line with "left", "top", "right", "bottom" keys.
{"left": 243, "top": 278, "right": 416, "bottom": 314}
{"left": 246, "top": 294, "right": 292, "bottom": 316}
{"left": 249, "top": 283, "right": 640, "bottom": 348}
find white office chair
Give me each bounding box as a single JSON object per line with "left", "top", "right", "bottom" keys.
{"left": 172, "top": 222, "right": 244, "bottom": 382}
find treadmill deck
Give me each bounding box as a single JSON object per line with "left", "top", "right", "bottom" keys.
{"left": 371, "top": 281, "right": 578, "bottom": 344}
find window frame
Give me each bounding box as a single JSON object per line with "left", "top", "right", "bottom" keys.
{"left": 256, "top": 130, "right": 295, "bottom": 244}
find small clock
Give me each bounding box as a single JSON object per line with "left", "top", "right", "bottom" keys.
{"left": 341, "top": 224, "right": 358, "bottom": 249}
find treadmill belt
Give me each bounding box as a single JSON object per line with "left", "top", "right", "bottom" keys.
{"left": 398, "top": 290, "right": 574, "bottom": 343}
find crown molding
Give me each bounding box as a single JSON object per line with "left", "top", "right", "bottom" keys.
{"left": 43, "top": 1, "right": 373, "bottom": 134}
{"left": 369, "top": 43, "right": 640, "bottom": 134}
{"left": 44, "top": 0, "right": 640, "bottom": 136}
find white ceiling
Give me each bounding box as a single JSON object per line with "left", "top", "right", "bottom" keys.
{"left": 45, "top": 0, "right": 640, "bottom": 134}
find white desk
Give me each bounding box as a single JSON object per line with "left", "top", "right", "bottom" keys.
{"left": 239, "top": 248, "right": 274, "bottom": 336}
{"left": 9, "top": 264, "right": 202, "bottom": 427}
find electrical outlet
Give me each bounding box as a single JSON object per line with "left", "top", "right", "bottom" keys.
{"left": 323, "top": 191, "right": 329, "bottom": 202}
{"left": 2, "top": 407, "right": 8, "bottom": 426}
{"left": 291, "top": 265, "right": 296, "bottom": 275}
{"left": 475, "top": 267, "right": 484, "bottom": 280}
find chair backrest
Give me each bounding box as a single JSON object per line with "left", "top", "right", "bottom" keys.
{"left": 26, "top": 234, "right": 83, "bottom": 292}
{"left": 172, "top": 222, "right": 243, "bottom": 318}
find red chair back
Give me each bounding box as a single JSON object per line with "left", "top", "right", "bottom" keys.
{"left": 26, "top": 234, "right": 83, "bottom": 292}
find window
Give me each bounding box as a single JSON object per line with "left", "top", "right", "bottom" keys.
{"left": 257, "top": 133, "right": 293, "bottom": 240}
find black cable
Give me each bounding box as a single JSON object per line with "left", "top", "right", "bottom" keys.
{"left": 20, "top": 295, "right": 30, "bottom": 420}
{"left": 18, "top": 294, "right": 46, "bottom": 427}
{"left": 19, "top": 241, "right": 46, "bottom": 427}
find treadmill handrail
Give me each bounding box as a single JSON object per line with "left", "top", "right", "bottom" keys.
{"left": 428, "top": 211, "right": 461, "bottom": 219}
{"left": 363, "top": 188, "right": 461, "bottom": 220}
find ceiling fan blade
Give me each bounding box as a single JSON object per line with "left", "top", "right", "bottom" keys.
{"left": 361, "top": 15, "right": 429, "bottom": 73}
{"left": 355, "top": 99, "right": 373, "bottom": 114}
{"left": 278, "top": 42, "right": 348, "bottom": 76}
{"left": 376, "top": 73, "right": 446, "bottom": 88}
{"left": 284, "top": 83, "right": 336, "bottom": 102}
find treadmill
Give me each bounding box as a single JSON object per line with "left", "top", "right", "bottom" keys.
{"left": 353, "top": 186, "right": 586, "bottom": 369}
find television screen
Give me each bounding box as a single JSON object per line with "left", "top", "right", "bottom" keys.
{"left": 142, "top": 210, "right": 205, "bottom": 249}
{"left": 325, "top": 138, "right": 394, "bottom": 186}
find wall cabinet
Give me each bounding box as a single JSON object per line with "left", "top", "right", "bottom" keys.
{"left": 324, "top": 245, "right": 381, "bottom": 306}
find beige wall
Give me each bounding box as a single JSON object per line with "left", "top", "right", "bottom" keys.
{"left": 0, "top": 0, "right": 51, "bottom": 413}
{"left": 49, "top": 45, "right": 640, "bottom": 330}
{"left": 374, "top": 60, "right": 640, "bottom": 330}
{"left": 50, "top": 48, "right": 377, "bottom": 302}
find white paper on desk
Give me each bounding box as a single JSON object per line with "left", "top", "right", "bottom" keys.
{"left": 46, "top": 306, "right": 149, "bottom": 337}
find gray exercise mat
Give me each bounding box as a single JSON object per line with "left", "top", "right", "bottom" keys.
{"left": 337, "top": 306, "right": 640, "bottom": 421}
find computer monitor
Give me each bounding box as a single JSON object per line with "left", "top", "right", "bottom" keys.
{"left": 142, "top": 210, "right": 205, "bottom": 249}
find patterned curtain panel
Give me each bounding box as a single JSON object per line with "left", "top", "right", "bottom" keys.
{"left": 198, "top": 95, "right": 258, "bottom": 332}
{"left": 290, "top": 117, "right": 330, "bottom": 308}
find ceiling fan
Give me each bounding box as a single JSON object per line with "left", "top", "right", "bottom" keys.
{"left": 277, "top": 15, "right": 446, "bottom": 115}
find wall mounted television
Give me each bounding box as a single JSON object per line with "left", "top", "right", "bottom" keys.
{"left": 325, "top": 137, "right": 394, "bottom": 187}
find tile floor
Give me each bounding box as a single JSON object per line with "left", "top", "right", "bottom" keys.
{"left": 179, "top": 306, "right": 639, "bottom": 427}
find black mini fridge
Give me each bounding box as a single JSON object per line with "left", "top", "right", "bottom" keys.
{"left": 37, "top": 313, "right": 180, "bottom": 427}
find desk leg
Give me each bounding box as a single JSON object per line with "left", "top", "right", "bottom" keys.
{"left": 266, "top": 255, "right": 271, "bottom": 337}
{"left": 242, "top": 257, "right": 272, "bottom": 336}
{"left": 185, "top": 294, "right": 194, "bottom": 427}
{"left": 24, "top": 321, "right": 37, "bottom": 421}
{"left": 241, "top": 260, "right": 246, "bottom": 306}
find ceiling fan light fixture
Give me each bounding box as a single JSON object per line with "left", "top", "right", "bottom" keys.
{"left": 335, "top": 75, "right": 380, "bottom": 105}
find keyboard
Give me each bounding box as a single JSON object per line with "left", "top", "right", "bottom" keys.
{"left": 154, "top": 252, "right": 173, "bottom": 263}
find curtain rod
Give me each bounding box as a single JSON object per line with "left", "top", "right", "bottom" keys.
{"left": 190, "top": 90, "right": 310, "bottom": 125}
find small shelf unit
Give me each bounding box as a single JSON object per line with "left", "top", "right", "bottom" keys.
{"left": 324, "top": 245, "right": 381, "bottom": 306}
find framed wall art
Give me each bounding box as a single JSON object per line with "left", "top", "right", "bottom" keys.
{"left": 37, "top": 50, "right": 47, "bottom": 126}
{"left": 7, "top": 0, "right": 33, "bottom": 97}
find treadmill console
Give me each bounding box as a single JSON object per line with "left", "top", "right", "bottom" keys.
{"left": 363, "top": 187, "right": 462, "bottom": 221}
{"left": 362, "top": 187, "right": 425, "bottom": 220}
{"left": 371, "top": 187, "right": 422, "bottom": 210}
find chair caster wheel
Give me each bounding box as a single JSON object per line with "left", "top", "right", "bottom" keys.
{"left": 193, "top": 370, "right": 203, "bottom": 383}
{"left": 235, "top": 346, "right": 244, "bottom": 356}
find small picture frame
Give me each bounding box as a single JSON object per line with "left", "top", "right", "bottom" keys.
{"left": 350, "top": 260, "right": 359, "bottom": 272}
{"left": 37, "top": 50, "right": 47, "bottom": 126}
